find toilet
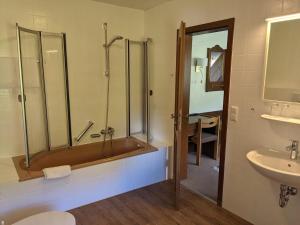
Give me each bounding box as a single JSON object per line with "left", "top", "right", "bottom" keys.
{"left": 12, "top": 211, "right": 75, "bottom": 225}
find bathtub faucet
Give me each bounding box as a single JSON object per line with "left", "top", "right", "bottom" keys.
{"left": 101, "top": 127, "right": 115, "bottom": 140}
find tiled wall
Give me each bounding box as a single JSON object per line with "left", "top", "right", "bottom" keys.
{"left": 0, "top": 0, "right": 144, "bottom": 157}
{"left": 145, "top": 0, "right": 300, "bottom": 224}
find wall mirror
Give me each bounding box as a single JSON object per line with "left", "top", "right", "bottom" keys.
{"left": 264, "top": 15, "right": 300, "bottom": 103}
{"left": 206, "top": 45, "right": 225, "bottom": 92}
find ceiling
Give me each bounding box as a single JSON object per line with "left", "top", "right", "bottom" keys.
{"left": 92, "top": 0, "right": 172, "bottom": 10}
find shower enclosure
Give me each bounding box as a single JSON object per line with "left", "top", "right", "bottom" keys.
{"left": 16, "top": 24, "right": 71, "bottom": 167}
{"left": 16, "top": 23, "right": 151, "bottom": 168}
{"left": 125, "top": 39, "right": 151, "bottom": 142}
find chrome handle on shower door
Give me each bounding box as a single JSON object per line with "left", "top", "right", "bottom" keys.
{"left": 18, "top": 94, "right": 26, "bottom": 102}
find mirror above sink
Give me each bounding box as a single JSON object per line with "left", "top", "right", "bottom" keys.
{"left": 263, "top": 14, "right": 300, "bottom": 103}
{"left": 261, "top": 14, "right": 300, "bottom": 125}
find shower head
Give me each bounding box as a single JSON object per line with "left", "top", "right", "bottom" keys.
{"left": 102, "top": 23, "right": 108, "bottom": 30}
{"left": 106, "top": 35, "right": 124, "bottom": 47}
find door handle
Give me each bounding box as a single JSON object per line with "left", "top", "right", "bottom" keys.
{"left": 171, "top": 113, "right": 189, "bottom": 119}
{"left": 171, "top": 113, "right": 176, "bottom": 119}
{"left": 18, "top": 94, "right": 26, "bottom": 103}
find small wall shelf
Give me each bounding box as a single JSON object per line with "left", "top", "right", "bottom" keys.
{"left": 261, "top": 114, "right": 300, "bottom": 125}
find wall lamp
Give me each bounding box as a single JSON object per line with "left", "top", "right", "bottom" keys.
{"left": 194, "top": 57, "right": 208, "bottom": 72}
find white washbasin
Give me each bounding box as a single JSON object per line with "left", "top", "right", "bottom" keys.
{"left": 247, "top": 149, "right": 300, "bottom": 188}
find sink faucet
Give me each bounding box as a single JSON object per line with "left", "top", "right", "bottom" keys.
{"left": 286, "top": 140, "right": 299, "bottom": 160}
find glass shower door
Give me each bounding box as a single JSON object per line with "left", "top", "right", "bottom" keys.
{"left": 128, "top": 42, "right": 144, "bottom": 134}
{"left": 17, "top": 26, "right": 49, "bottom": 166}
{"left": 41, "top": 33, "right": 71, "bottom": 149}
{"left": 125, "top": 39, "right": 150, "bottom": 142}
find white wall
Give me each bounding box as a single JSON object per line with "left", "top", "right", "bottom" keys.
{"left": 145, "top": 0, "right": 300, "bottom": 224}
{"left": 189, "top": 31, "right": 227, "bottom": 114}
{"left": 0, "top": 0, "right": 144, "bottom": 157}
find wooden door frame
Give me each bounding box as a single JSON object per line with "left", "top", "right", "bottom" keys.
{"left": 176, "top": 18, "right": 235, "bottom": 206}
{"left": 175, "top": 33, "right": 192, "bottom": 180}
{"left": 174, "top": 22, "right": 188, "bottom": 208}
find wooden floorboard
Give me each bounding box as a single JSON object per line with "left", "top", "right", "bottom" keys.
{"left": 69, "top": 181, "right": 252, "bottom": 225}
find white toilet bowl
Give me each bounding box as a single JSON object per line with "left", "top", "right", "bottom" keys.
{"left": 12, "top": 211, "right": 75, "bottom": 225}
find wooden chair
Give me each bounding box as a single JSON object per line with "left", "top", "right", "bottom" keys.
{"left": 191, "top": 116, "right": 220, "bottom": 165}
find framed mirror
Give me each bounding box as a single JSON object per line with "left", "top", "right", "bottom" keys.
{"left": 263, "top": 15, "right": 300, "bottom": 103}
{"left": 206, "top": 45, "right": 225, "bottom": 92}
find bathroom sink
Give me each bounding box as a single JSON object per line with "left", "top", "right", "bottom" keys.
{"left": 247, "top": 149, "right": 300, "bottom": 188}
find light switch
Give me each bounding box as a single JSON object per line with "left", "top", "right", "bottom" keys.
{"left": 230, "top": 106, "right": 239, "bottom": 122}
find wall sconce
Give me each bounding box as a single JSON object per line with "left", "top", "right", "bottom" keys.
{"left": 194, "top": 57, "right": 208, "bottom": 72}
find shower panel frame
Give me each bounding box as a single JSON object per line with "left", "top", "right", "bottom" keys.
{"left": 16, "top": 24, "right": 72, "bottom": 167}
{"left": 16, "top": 24, "right": 50, "bottom": 167}
{"left": 40, "top": 31, "right": 73, "bottom": 149}
{"left": 125, "top": 39, "right": 151, "bottom": 143}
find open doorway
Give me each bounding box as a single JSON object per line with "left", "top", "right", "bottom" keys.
{"left": 175, "top": 19, "right": 234, "bottom": 206}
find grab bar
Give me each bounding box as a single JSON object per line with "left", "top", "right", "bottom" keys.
{"left": 75, "top": 121, "right": 94, "bottom": 142}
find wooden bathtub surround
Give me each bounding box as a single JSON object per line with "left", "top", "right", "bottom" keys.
{"left": 13, "top": 137, "right": 157, "bottom": 181}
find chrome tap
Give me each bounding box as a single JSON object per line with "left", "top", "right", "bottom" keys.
{"left": 101, "top": 126, "right": 115, "bottom": 141}
{"left": 286, "top": 140, "right": 299, "bottom": 160}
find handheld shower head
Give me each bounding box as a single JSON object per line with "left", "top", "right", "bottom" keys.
{"left": 106, "top": 35, "right": 124, "bottom": 47}
{"left": 114, "top": 35, "right": 124, "bottom": 40}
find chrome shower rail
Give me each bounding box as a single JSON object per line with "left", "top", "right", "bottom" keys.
{"left": 101, "top": 23, "right": 123, "bottom": 142}
{"left": 75, "top": 121, "right": 94, "bottom": 142}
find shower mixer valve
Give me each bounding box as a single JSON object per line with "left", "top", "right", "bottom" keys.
{"left": 101, "top": 127, "right": 115, "bottom": 137}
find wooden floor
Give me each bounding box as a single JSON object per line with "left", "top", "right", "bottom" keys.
{"left": 69, "top": 181, "right": 251, "bottom": 225}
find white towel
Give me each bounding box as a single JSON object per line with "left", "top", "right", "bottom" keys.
{"left": 42, "top": 165, "right": 71, "bottom": 180}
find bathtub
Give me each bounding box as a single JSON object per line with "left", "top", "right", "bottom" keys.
{"left": 13, "top": 137, "right": 157, "bottom": 181}
{"left": 2, "top": 138, "right": 168, "bottom": 224}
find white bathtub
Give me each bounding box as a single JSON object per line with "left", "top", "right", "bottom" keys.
{"left": 0, "top": 143, "right": 169, "bottom": 224}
